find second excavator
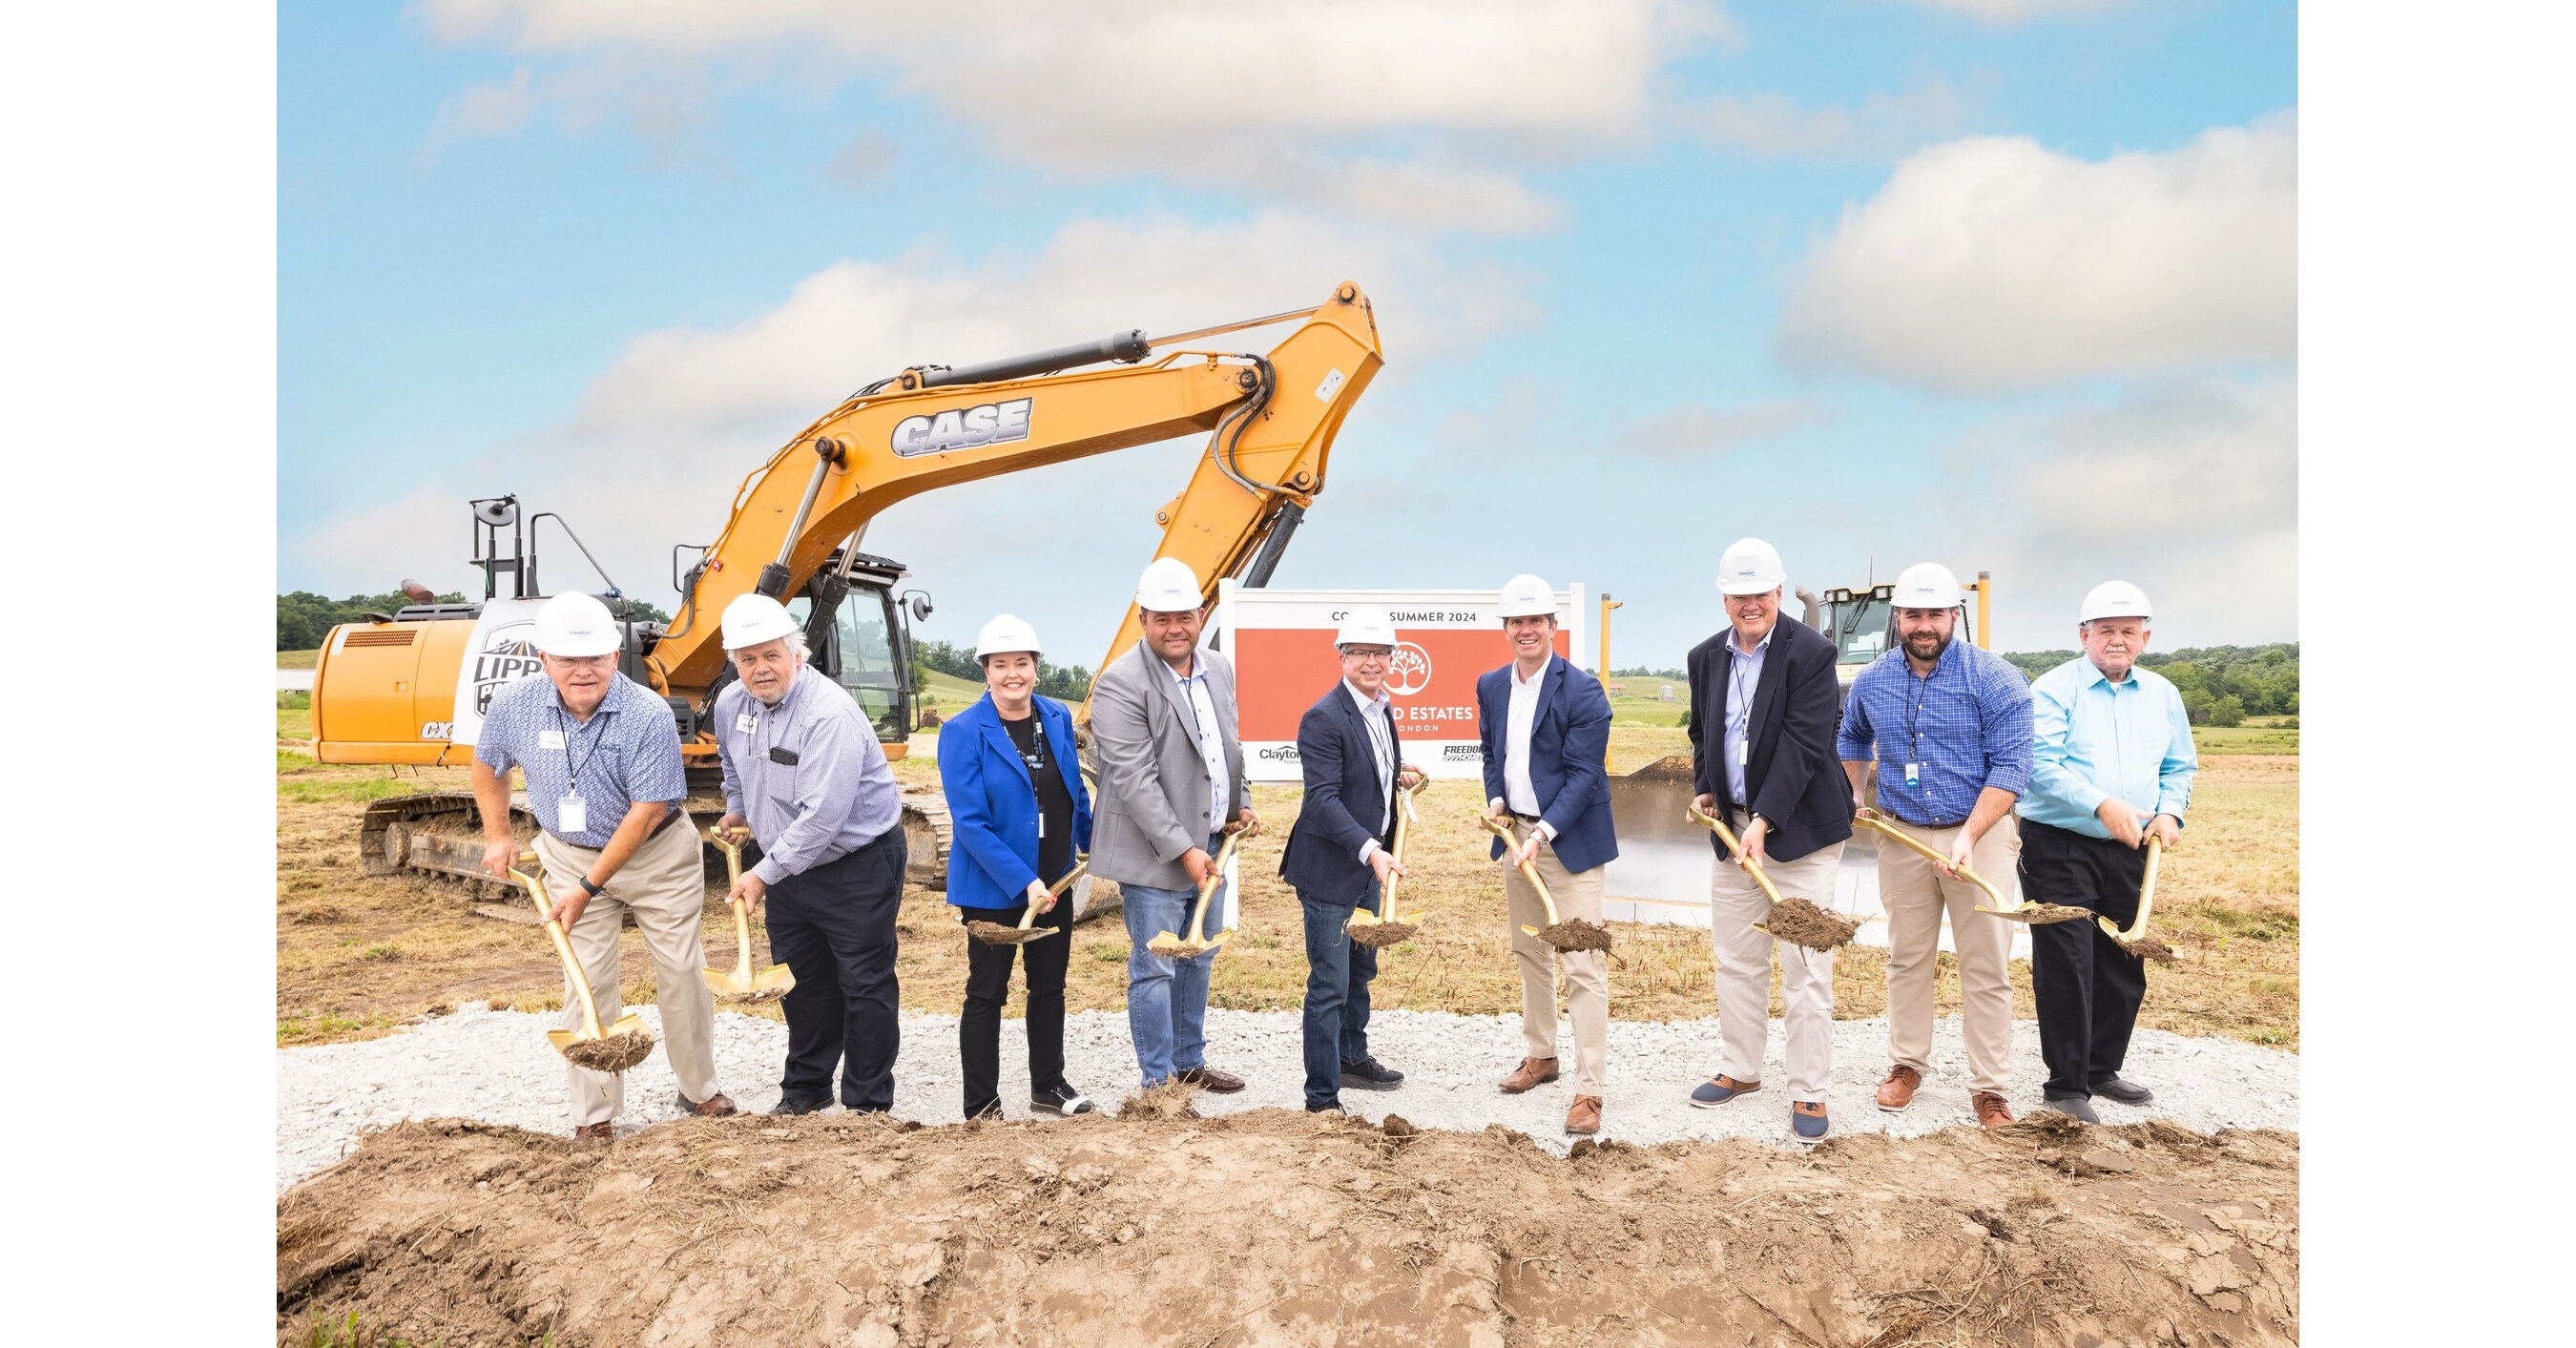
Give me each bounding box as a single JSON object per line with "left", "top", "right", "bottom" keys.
{"left": 311, "top": 283, "right": 1386, "bottom": 900}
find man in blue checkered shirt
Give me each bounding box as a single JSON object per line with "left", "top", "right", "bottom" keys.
{"left": 1837, "top": 562, "right": 2032, "bottom": 1130}
{"left": 472, "top": 592, "right": 735, "bottom": 1139}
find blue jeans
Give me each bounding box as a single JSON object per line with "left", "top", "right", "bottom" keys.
{"left": 1298, "top": 881, "right": 1379, "bottom": 1109}
{"left": 1121, "top": 833, "right": 1230, "bottom": 1088}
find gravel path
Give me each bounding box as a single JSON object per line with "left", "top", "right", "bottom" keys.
{"left": 277, "top": 1005, "right": 2299, "bottom": 1192}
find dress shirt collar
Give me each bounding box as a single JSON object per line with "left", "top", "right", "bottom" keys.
{"left": 1511, "top": 656, "right": 1549, "bottom": 689}
{"left": 1732, "top": 618, "right": 1777, "bottom": 656}
{"left": 1343, "top": 679, "right": 1390, "bottom": 715}
{"left": 2081, "top": 656, "right": 2139, "bottom": 691}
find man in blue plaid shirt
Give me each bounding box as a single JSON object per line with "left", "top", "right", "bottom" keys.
{"left": 1837, "top": 562, "right": 2033, "bottom": 1130}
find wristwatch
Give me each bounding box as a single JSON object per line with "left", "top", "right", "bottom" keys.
{"left": 580, "top": 877, "right": 604, "bottom": 898}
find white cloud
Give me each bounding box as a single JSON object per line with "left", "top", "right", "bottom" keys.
{"left": 1918, "top": 374, "right": 2296, "bottom": 647}
{"left": 1886, "top": 0, "right": 2125, "bottom": 23}
{"left": 1778, "top": 114, "right": 2296, "bottom": 392}
{"left": 289, "top": 210, "right": 1538, "bottom": 662}
{"left": 823, "top": 128, "right": 897, "bottom": 189}
{"left": 1686, "top": 78, "right": 1976, "bottom": 159}
{"left": 409, "top": 0, "right": 1732, "bottom": 232}
{"left": 1626, "top": 397, "right": 1827, "bottom": 456}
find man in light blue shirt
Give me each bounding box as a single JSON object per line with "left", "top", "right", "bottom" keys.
{"left": 2017, "top": 581, "right": 2197, "bottom": 1122}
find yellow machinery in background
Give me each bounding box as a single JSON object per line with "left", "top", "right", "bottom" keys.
{"left": 313, "top": 284, "right": 1385, "bottom": 896}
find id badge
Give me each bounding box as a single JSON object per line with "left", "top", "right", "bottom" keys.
{"left": 538, "top": 729, "right": 566, "bottom": 750}
{"left": 1736, "top": 740, "right": 1750, "bottom": 767}
{"left": 558, "top": 794, "right": 588, "bottom": 834}
{"left": 1903, "top": 762, "right": 1921, "bottom": 788}
{"left": 735, "top": 712, "right": 757, "bottom": 735}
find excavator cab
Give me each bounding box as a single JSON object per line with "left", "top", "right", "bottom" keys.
{"left": 780, "top": 549, "right": 927, "bottom": 745}
{"left": 1819, "top": 583, "right": 1897, "bottom": 682}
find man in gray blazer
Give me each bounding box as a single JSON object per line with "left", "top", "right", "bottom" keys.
{"left": 1090, "top": 557, "right": 1261, "bottom": 1091}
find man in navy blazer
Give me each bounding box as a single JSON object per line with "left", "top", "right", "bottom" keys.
{"left": 1473, "top": 574, "right": 1618, "bottom": 1136}
{"left": 1681, "top": 539, "right": 1854, "bottom": 1141}
{"left": 1278, "top": 613, "right": 1424, "bottom": 1113}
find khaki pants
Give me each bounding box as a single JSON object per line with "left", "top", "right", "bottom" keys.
{"left": 1504, "top": 837, "right": 1608, "bottom": 1092}
{"left": 1708, "top": 825, "right": 1839, "bottom": 1102}
{"left": 1879, "top": 815, "right": 2020, "bottom": 1095}
{"left": 535, "top": 819, "right": 721, "bottom": 1125}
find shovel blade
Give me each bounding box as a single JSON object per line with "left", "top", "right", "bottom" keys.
{"left": 702, "top": 967, "right": 756, "bottom": 996}
{"left": 1518, "top": 924, "right": 1543, "bottom": 938}
{"left": 753, "top": 964, "right": 798, "bottom": 990}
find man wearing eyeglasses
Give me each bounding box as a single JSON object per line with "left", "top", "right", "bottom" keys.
{"left": 1683, "top": 539, "right": 1854, "bottom": 1140}
{"left": 1278, "top": 612, "right": 1425, "bottom": 1114}
{"left": 472, "top": 591, "right": 734, "bottom": 1139}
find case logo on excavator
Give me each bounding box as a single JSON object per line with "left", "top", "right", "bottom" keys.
{"left": 891, "top": 397, "right": 1033, "bottom": 457}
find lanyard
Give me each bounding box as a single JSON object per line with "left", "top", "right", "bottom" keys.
{"left": 1730, "top": 644, "right": 1760, "bottom": 729}
{"left": 1903, "top": 661, "right": 1934, "bottom": 764}
{"left": 553, "top": 703, "right": 612, "bottom": 792}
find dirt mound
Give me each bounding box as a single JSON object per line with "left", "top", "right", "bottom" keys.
{"left": 278, "top": 1110, "right": 2297, "bottom": 1346}
{"left": 1538, "top": 918, "right": 1614, "bottom": 951}
{"left": 1758, "top": 896, "right": 1859, "bottom": 951}
{"left": 1622, "top": 754, "right": 1698, "bottom": 783}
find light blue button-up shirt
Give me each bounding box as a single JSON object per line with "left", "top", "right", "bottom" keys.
{"left": 2016, "top": 654, "right": 2197, "bottom": 839}
{"left": 1720, "top": 619, "right": 1775, "bottom": 806}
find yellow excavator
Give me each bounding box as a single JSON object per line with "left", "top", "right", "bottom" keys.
{"left": 311, "top": 282, "right": 1384, "bottom": 897}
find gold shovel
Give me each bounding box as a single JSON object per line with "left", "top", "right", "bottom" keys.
{"left": 1851, "top": 807, "right": 2091, "bottom": 924}
{"left": 1347, "top": 784, "right": 1427, "bottom": 947}
{"left": 1148, "top": 826, "right": 1245, "bottom": 959}
{"left": 966, "top": 859, "right": 1090, "bottom": 946}
{"left": 1479, "top": 814, "right": 1613, "bottom": 953}
{"left": 510, "top": 859, "right": 656, "bottom": 1073}
{"left": 701, "top": 829, "right": 796, "bottom": 1001}
{"left": 1685, "top": 803, "right": 1859, "bottom": 952}
{"left": 2099, "top": 835, "right": 2177, "bottom": 964}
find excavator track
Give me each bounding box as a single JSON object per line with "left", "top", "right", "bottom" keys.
{"left": 356, "top": 789, "right": 956, "bottom": 901}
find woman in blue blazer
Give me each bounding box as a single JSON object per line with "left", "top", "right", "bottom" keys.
{"left": 941, "top": 615, "right": 1096, "bottom": 1120}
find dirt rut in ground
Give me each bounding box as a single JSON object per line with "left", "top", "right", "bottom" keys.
{"left": 278, "top": 1110, "right": 2296, "bottom": 1346}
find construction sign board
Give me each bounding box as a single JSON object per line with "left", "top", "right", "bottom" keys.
{"left": 1216, "top": 581, "right": 1587, "bottom": 783}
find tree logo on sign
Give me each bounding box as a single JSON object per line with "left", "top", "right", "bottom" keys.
{"left": 1387, "top": 641, "right": 1432, "bottom": 696}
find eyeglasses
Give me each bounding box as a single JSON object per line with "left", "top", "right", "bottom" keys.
{"left": 1340, "top": 648, "right": 1393, "bottom": 663}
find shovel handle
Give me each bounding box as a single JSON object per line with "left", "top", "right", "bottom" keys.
{"left": 1479, "top": 814, "right": 1560, "bottom": 926}
{"left": 511, "top": 866, "right": 608, "bottom": 1038}
{"left": 1853, "top": 809, "right": 2011, "bottom": 912}
{"left": 1686, "top": 804, "right": 1787, "bottom": 907}
{"left": 2100, "top": 835, "right": 2162, "bottom": 942}
{"left": 1020, "top": 859, "right": 1091, "bottom": 930}
{"left": 1379, "top": 785, "right": 1416, "bottom": 920}
{"left": 1184, "top": 832, "right": 1243, "bottom": 944}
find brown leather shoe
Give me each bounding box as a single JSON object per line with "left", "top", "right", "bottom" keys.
{"left": 680, "top": 1092, "right": 738, "bottom": 1118}
{"left": 1175, "top": 1066, "right": 1245, "bottom": 1093}
{"left": 1498, "top": 1057, "right": 1561, "bottom": 1093}
{"left": 1875, "top": 1064, "right": 1922, "bottom": 1113}
{"left": 1973, "top": 1091, "right": 2015, "bottom": 1129}
{"left": 1565, "top": 1095, "right": 1603, "bottom": 1135}
{"left": 572, "top": 1122, "right": 614, "bottom": 1143}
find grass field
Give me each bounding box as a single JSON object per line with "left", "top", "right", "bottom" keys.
{"left": 279, "top": 648, "right": 320, "bottom": 670}
{"left": 278, "top": 699, "right": 2299, "bottom": 1052}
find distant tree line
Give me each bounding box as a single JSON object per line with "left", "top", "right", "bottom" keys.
{"left": 277, "top": 591, "right": 669, "bottom": 651}
{"left": 1610, "top": 665, "right": 1688, "bottom": 682}
{"left": 2001, "top": 643, "right": 2298, "bottom": 727}
{"left": 909, "top": 637, "right": 1091, "bottom": 702}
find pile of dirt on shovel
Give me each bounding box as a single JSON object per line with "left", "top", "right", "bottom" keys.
{"left": 278, "top": 1110, "right": 2296, "bottom": 1346}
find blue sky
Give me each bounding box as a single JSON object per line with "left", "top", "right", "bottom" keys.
{"left": 280, "top": 0, "right": 2296, "bottom": 666}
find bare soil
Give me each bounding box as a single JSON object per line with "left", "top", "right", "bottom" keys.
{"left": 277, "top": 1110, "right": 2297, "bottom": 1346}
{"left": 557, "top": 1029, "right": 655, "bottom": 1074}
{"left": 1537, "top": 918, "right": 1615, "bottom": 952}
{"left": 1759, "top": 896, "right": 1860, "bottom": 951}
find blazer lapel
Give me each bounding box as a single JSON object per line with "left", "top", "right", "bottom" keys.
{"left": 1749, "top": 629, "right": 1787, "bottom": 740}
{"left": 1340, "top": 685, "right": 1389, "bottom": 830}
{"left": 978, "top": 699, "right": 1032, "bottom": 788}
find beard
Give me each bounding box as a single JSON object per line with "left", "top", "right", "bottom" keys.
{"left": 1905, "top": 630, "right": 1953, "bottom": 663}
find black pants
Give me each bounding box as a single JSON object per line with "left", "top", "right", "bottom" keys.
{"left": 957, "top": 895, "right": 1074, "bottom": 1117}
{"left": 764, "top": 828, "right": 906, "bottom": 1111}
{"left": 2022, "top": 819, "right": 2150, "bottom": 1099}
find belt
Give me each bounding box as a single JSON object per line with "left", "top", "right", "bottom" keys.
{"left": 1882, "top": 813, "right": 1968, "bottom": 830}
{"left": 1510, "top": 811, "right": 1544, "bottom": 824}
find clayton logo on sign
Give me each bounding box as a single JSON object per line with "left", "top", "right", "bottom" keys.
{"left": 1386, "top": 641, "right": 1432, "bottom": 696}
{"left": 471, "top": 624, "right": 543, "bottom": 715}
{"left": 891, "top": 397, "right": 1034, "bottom": 457}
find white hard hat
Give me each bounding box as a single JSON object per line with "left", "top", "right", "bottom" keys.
{"left": 1134, "top": 557, "right": 1204, "bottom": 613}
{"left": 974, "top": 613, "right": 1044, "bottom": 659}
{"left": 1496, "top": 573, "right": 1555, "bottom": 619}
{"left": 720, "top": 593, "right": 802, "bottom": 651}
{"left": 1334, "top": 612, "right": 1397, "bottom": 649}
{"left": 2078, "top": 580, "right": 2152, "bottom": 623}
{"left": 1891, "top": 562, "right": 1963, "bottom": 611}
{"left": 1715, "top": 537, "right": 1786, "bottom": 596}
{"left": 532, "top": 592, "right": 621, "bottom": 657}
